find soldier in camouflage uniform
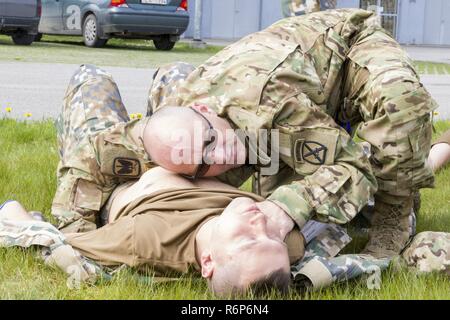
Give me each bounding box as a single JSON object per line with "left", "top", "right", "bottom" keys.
{"left": 146, "top": 9, "right": 437, "bottom": 258}
{"left": 53, "top": 64, "right": 155, "bottom": 233}
{"left": 281, "top": 0, "right": 335, "bottom": 18}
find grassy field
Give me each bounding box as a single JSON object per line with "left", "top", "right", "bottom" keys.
{"left": 0, "top": 34, "right": 222, "bottom": 68}
{"left": 414, "top": 61, "right": 450, "bottom": 75}
{"left": 0, "top": 118, "right": 449, "bottom": 300}
{"left": 1, "top": 34, "right": 450, "bottom": 74}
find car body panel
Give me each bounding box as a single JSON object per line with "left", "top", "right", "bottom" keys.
{"left": 0, "top": 0, "right": 40, "bottom": 34}
{"left": 39, "top": 0, "right": 63, "bottom": 33}
{"left": 100, "top": 6, "right": 188, "bottom": 37}
{"left": 3, "top": 0, "right": 37, "bottom": 18}
{"left": 38, "top": 0, "right": 189, "bottom": 40}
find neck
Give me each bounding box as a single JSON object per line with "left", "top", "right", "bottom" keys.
{"left": 194, "top": 216, "right": 218, "bottom": 264}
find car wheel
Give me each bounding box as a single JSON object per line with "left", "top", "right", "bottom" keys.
{"left": 11, "top": 33, "right": 35, "bottom": 45}
{"left": 34, "top": 33, "right": 43, "bottom": 42}
{"left": 83, "top": 14, "right": 107, "bottom": 48}
{"left": 153, "top": 36, "right": 176, "bottom": 51}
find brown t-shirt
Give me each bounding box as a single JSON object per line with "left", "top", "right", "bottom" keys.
{"left": 66, "top": 188, "right": 305, "bottom": 276}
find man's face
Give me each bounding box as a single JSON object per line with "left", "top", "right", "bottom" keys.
{"left": 210, "top": 197, "right": 291, "bottom": 288}
{"left": 185, "top": 105, "right": 247, "bottom": 178}
{"left": 150, "top": 105, "right": 246, "bottom": 178}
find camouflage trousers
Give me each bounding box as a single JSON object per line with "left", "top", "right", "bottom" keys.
{"left": 53, "top": 64, "right": 130, "bottom": 231}
{"left": 0, "top": 217, "right": 447, "bottom": 290}
{"left": 292, "top": 222, "right": 449, "bottom": 289}
{"left": 0, "top": 218, "right": 108, "bottom": 288}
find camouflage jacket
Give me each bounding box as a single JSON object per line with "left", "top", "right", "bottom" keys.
{"left": 53, "top": 116, "right": 155, "bottom": 231}
{"left": 149, "top": 9, "right": 390, "bottom": 229}
{"left": 0, "top": 218, "right": 447, "bottom": 290}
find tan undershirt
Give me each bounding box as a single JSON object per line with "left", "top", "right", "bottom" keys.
{"left": 66, "top": 168, "right": 305, "bottom": 276}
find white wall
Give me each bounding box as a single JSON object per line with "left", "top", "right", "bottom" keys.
{"left": 184, "top": 0, "right": 450, "bottom": 45}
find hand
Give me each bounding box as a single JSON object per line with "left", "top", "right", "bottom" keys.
{"left": 255, "top": 200, "right": 295, "bottom": 240}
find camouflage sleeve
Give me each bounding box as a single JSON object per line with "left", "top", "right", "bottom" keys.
{"left": 51, "top": 168, "right": 104, "bottom": 233}
{"left": 268, "top": 94, "right": 378, "bottom": 228}
{"left": 291, "top": 254, "right": 390, "bottom": 290}
{"left": 0, "top": 219, "right": 108, "bottom": 287}
{"left": 292, "top": 219, "right": 390, "bottom": 290}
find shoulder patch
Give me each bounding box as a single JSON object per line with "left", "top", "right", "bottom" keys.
{"left": 299, "top": 141, "right": 328, "bottom": 165}
{"left": 113, "top": 158, "right": 141, "bottom": 177}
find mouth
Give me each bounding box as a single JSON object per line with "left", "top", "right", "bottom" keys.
{"left": 244, "top": 204, "right": 261, "bottom": 215}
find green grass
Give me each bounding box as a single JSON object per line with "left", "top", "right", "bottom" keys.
{"left": 2, "top": 34, "right": 450, "bottom": 75}
{"left": 414, "top": 61, "right": 450, "bottom": 75}
{"left": 0, "top": 118, "right": 449, "bottom": 299}
{"left": 0, "top": 34, "right": 222, "bottom": 68}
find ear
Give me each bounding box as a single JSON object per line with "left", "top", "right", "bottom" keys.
{"left": 200, "top": 251, "right": 215, "bottom": 279}
{"left": 192, "top": 103, "right": 212, "bottom": 114}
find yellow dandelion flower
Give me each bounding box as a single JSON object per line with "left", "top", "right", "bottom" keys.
{"left": 5, "top": 107, "right": 12, "bottom": 113}
{"left": 136, "top": 113, "right": 143, "bottom": 119}
{"left": 433, "top": 111, "right": 440, "bottom": 116}
{"left": 24, "top": 112, "right": 32, "bottom": 118}
{"left": 130, "top": 113, "right": 136, "bottom": 119}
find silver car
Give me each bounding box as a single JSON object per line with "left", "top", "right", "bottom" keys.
{"left": 37, "top": 0, "right": 189, "bottom": 50}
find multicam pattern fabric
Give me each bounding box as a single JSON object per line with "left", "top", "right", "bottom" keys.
{"left": 401, "top": 231, "right": 450, "bottom": 276}
{"left": 53, "top": 64, "right": 153, "bottom": 232}
{"left": 146, "top": 9, "right": 436, "bottom": 257}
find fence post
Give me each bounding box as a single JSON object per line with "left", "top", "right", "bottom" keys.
{"left": 190, "top": 0, "right": 207, "bottom": 48}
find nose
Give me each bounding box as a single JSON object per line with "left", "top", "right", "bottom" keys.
{"left": 249, "top": 212, "right": 267, "bottom": 234}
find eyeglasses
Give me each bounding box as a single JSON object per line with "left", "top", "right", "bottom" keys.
{"left": 181, "top": 107, "right": 218, "bottom": 180}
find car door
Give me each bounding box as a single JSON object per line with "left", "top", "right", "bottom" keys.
{"left": 62, "top": 0, "right": 85, "bottom": 35}
{"left": 39, "top": 0, "right": 64, "bottom": 33}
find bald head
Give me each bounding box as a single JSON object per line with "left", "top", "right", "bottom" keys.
{"left": 143, "top": 106, "right": 201, "bottom": 175}
{"left": 142, "top": 105, "right": 246, "bottom": 177}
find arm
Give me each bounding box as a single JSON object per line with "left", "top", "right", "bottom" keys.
{"left": 429, "top": 129, "right": 450, "bottom": 172}
{"left": 52, "top": 167, "right": 114, "bottom": 233}
{"left": 291, "top": 220, "right": 389, "bottom": 290}
{"left": 268, "top": 93, "right": 378, "bottom": 228}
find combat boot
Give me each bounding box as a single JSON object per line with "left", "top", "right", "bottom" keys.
{"left": 362, "top": 195, "right": 413, "bottom": 258}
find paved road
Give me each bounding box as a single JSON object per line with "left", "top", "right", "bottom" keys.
{"left": 0, "top": 62, "right": 155, "bottom": 121}
{"left": 421, "top": 75, "right": 450, "bottom": 120}
{"left": 0, "top": 61, "right": 449, "bottom": 120}
{"left": 403, "top": 45, "right": 450, "bottom": 64}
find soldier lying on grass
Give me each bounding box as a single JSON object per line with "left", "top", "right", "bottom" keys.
{"left": 0, "top": 167, "right": 448, "bottom": 296}
{"left": 0, "top": 167, "right": 300, "bottom": 296}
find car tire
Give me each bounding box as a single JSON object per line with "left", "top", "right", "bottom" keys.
{"left": 153, "top": 36, "right": 176, "bottom": 51}
{"left": 83, "top": 14, "right": 107, "bottom": 48}
{"left": 34, "top": 33, "right": 43, "bottom": 42}
{"left": 11, "top": 33, "right": 35, "bottom": 45}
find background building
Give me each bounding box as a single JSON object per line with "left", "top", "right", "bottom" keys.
{"left": 183, "top": 0, "right": 450, "bottom": 46}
